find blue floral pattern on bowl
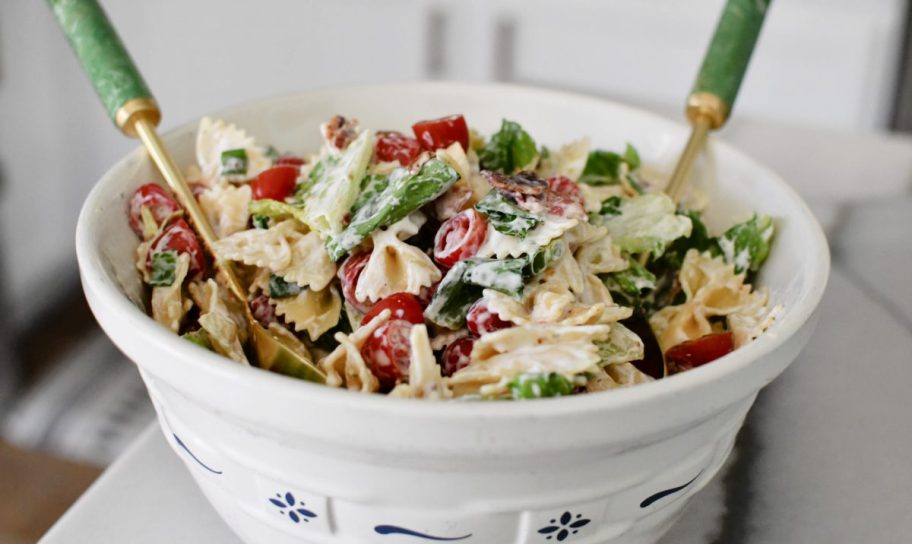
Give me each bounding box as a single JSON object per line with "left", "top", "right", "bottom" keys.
{"left": 268, "top": 492, "right": 317, "bottom": 524}
{"left": 537, "top": 511, "right": 590, "bottom": 541}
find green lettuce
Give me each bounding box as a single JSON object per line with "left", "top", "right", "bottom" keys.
{"left": 478, "top": 119, "right": 538, "bottom": 173}
{"left": 579, "top": 143, "right": 640, "bottom": 186}
{"left": 597, "top": 193, "right": 692, "bottom": 257}
{"left": 296, "top": 129, "right": 374, "bottom": 237}
{"left": 475, "top": 189, "right": 542, "bottom": 237}
{"left": 718, "top": 214, "right": 774, "bottom": 274}
{"left": 424, "top": 258, "right": 526, "bottom": 329}
{"left": 508, "top": 372, "right": 575, "bottom": 399}
{"left": 149, "top": 250, "right": 178, "bottom": 287}
{"left": 326, "top": 159, "right": 458, "bottom": 260}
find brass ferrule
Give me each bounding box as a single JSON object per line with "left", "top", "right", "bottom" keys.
{"left": 686, "top": 92, "right": 728, "bottom": 129}
{"left": 115, "top": 97, "right": 161, "bottom": 137}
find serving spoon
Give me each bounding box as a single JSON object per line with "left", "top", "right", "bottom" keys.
{"left": 49, "top": 0, "right": 326, "bottom": 383}
{"left": 629, "top": 0, "right": 771, "bottom": 379}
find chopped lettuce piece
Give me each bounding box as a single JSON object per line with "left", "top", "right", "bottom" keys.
{"left": 297, "top": 129, "right": 374, "bottom": 237}
{"left": 478, "top": 119, "right": 538, "bottom": 173}
{"left": 182, "top": 329, "right": 212, "bottom": 350}
{"left": 248, "top": 199, "right": 308, "bottom": 225}
{"left": 602, "top": 257, "right": 656, "bottom": 306}
{"left": 268, "top": 274, "right": 302, "bottom": 298}
{"left": 598, "top": 193, "right": 692, "bottom": 257}
{"left": 326, "top": 159, "right": 458, "bottom": 260}
{"left": 595, "top": 322, "right": 644, "bottom": 366}
{"left": 718, "top": 214, "right": 774, "bottom": 274}
{"left": 579, "top": 143, "right": 640, "bottom": 185}
{"left": 351, "top": 173, "right": 389, "bottom": 216}
{"left": 220, "top": 148, "right": 248, "bottom": 176}
{"left": 251, "top": 213, "right": 270, "bottom": 229}
{"left": 526, "top": 239, "right": 566, "bottom": 276}
{"left": 149, "top": 250, "right": 178, "bottom": 287}
{"left": 508, "top": 372, "right": 575, "bottom": 399}
{"left": 424, "top": 257, "right": 526, "bottom": 328}
{"left": 475, "top": 189, "right": 542, "bottom": 237}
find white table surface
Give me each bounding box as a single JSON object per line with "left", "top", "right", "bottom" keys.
{"left": 41, "top": 120, "right": 912, "bottom": 544}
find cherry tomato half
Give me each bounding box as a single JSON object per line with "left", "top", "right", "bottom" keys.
{"left": 361, "top": 319, "right": 413, "bottom": 390}
{"left": 466, "top": 299, "right": 514, "bottom": 336}
{"left": 433, "top": 208, "right": 487, "bottom": 268}
{"left": 412, "top": 114, "right": 469, "bottom": 152}
{"left": 128, "top": 183, "right": 181, "bottom": 237}
{"left": 665, "top": 331, "right": 735, "bottom": 372}
{"left": 338, "top": 250, "right": 373, "bottom": 314}
{"left": 251, "top": 165, "right": 298, "bottom": 201}
{"left": 441, "top": 336, "right": 475, "bottom": 377}
{"left": 375, "top": 131, "right": 422, "bottom": 165}
{"left": 146, "top": 218, "right": 206, "bottom": 280}
{"left": 361, "top": 292, "right": 425, "bottom": 326}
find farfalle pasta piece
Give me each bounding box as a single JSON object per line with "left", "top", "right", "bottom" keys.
{"left": 597, "top": 322, "right": 644, "bottom": 366}
{"left": 728, "top": 287, "right": 782, "bottom": 348}
{"left": 536, "top": 137, "right": 590, "bottom": 181}
{"left": 213, "top": 221, "right": 336, "bottom": 290}
{"left": 195, "top": 117, "right": 271, "bottom": 183}
{"left": 475, "top": 214, "right": 578, "bottom": 259}
{"left": 355, "top": 213, "right": 441, "bottom": 303}
{"left": 150, "top": 253, "right": 191, "bottom": 333}
{"left": 389, "top": 325, "right": 451, "bottom": 399}
{"left": 191, "top": 278, "right": 249, "bottom": 364}
{"left": 198, "top": 183, "right": 251, "bottom": 239}
{"left": 318, "top": 309, "right": 391, "bottom": 392}
{"left": 273, "top": 286, "right": 342, "bottom": 341}
{"left": 448, "top": 324, "right": 610, "bottom": 395}
{"left": 575, "top": 230, "right": 628, "bottom": 275}
{"left": 485, "top": 253, "right": 630, "bottom": 326}
{"left": 649, "top": 249, "right": 758, "bottom": 352}
{"left": 436, "top": 143, "right": 491, "bottom": 205}
{"left": 578, "top": 183, "right": 627, "bottom": 213}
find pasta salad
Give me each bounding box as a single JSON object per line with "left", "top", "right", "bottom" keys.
{"left": 128, "top": 113, "right": 779, "bottom": 400}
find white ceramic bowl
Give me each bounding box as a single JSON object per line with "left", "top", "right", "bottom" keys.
{"left": 76, "top": 83, "right": 829, "bottom": 544}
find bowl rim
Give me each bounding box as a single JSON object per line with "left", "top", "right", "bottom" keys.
{"left": 76, "top": 81, "right": 831, "bottom": 420}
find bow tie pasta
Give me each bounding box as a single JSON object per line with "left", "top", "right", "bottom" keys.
{"left": 127, "top": 113, "right": 776, "bottom": 399}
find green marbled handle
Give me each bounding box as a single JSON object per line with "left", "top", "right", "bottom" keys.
{"left": 693, "top": 0, "right": 771, "bottom": 116}
{"left": 47, "top": 0, "right": 154, "bottom": 126}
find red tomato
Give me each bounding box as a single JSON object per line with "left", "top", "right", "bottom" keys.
{"left": 275, "top": 154, "right": 306, "bottom": 167}
{"left": 251, "top": 165, "right": 298, "bottom": 201}
{"left": 433, "top": 209, "right": 487, "bottom": 268}
{"left": 412, "top": 114, "right": 469, "bottom": 152}
{"left": 544, "top": 176, "right": 586, "bottom": 220}
{"left": 250, "top": 294, "right": 277, "bottom": 327}
{"left": 128, "top": 183, "right": 181, "bottom": 237}
{"left": 360, "top": 319, "right": 413, "bottom": 390}
{"left": 665, "top": 331, "right": 735, "bottom": 372}
{"left": 441, "top": 336, "right": 475, "bottom": 377}
{"left": 375, "top": 131, "right": 422, "bottom": 165}
{"left": 361, "top": 293, "right": 425, "bottom": 326}
{"left": 146, "top": 218, "right": 206, "bottom": 279}
{"left": 465, "top": 299, "right": 514, "bottom": 336}
{"left": 338, "top": 250, "right": 373, "bottom": 314}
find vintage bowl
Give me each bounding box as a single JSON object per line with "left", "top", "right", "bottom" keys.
{"left": 76, "top": 83, "right": 829, "bottom": 544}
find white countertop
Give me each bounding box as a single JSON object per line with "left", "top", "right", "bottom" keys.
{"left": 40, "top": 120, "right": 912, "bottom": 543}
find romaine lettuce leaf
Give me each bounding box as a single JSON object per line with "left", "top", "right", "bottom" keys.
{"left": 598, "top": 193, "right": 692, "bottom": 257}
{"left": 579, "top": 143, "right": 640, "bottom": 186}
{"left": 508, "top": 372, "right": 575, "bottom": 399}
{"left": 297, "top": 129, "right": 374, "bottom": 237}
{"left": 718, "top": 214, "right": 774, "bottom": 273}
{"left": 478, "top": 119, "right": 538, "bottom": 173}
{"left": 424, "top": 257, "right": 526, "bottom": 328}
{"left": 326, "top": 159, "right": 458, "bottom": 260}
{"left": 475, "top": 189, "right": 542, "bottom": 237}
{"left": 602, "top": 257, "right": 656, "bottom": 306}
{"left": 149, "top": 250, "right": 178, "bottom": 287}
